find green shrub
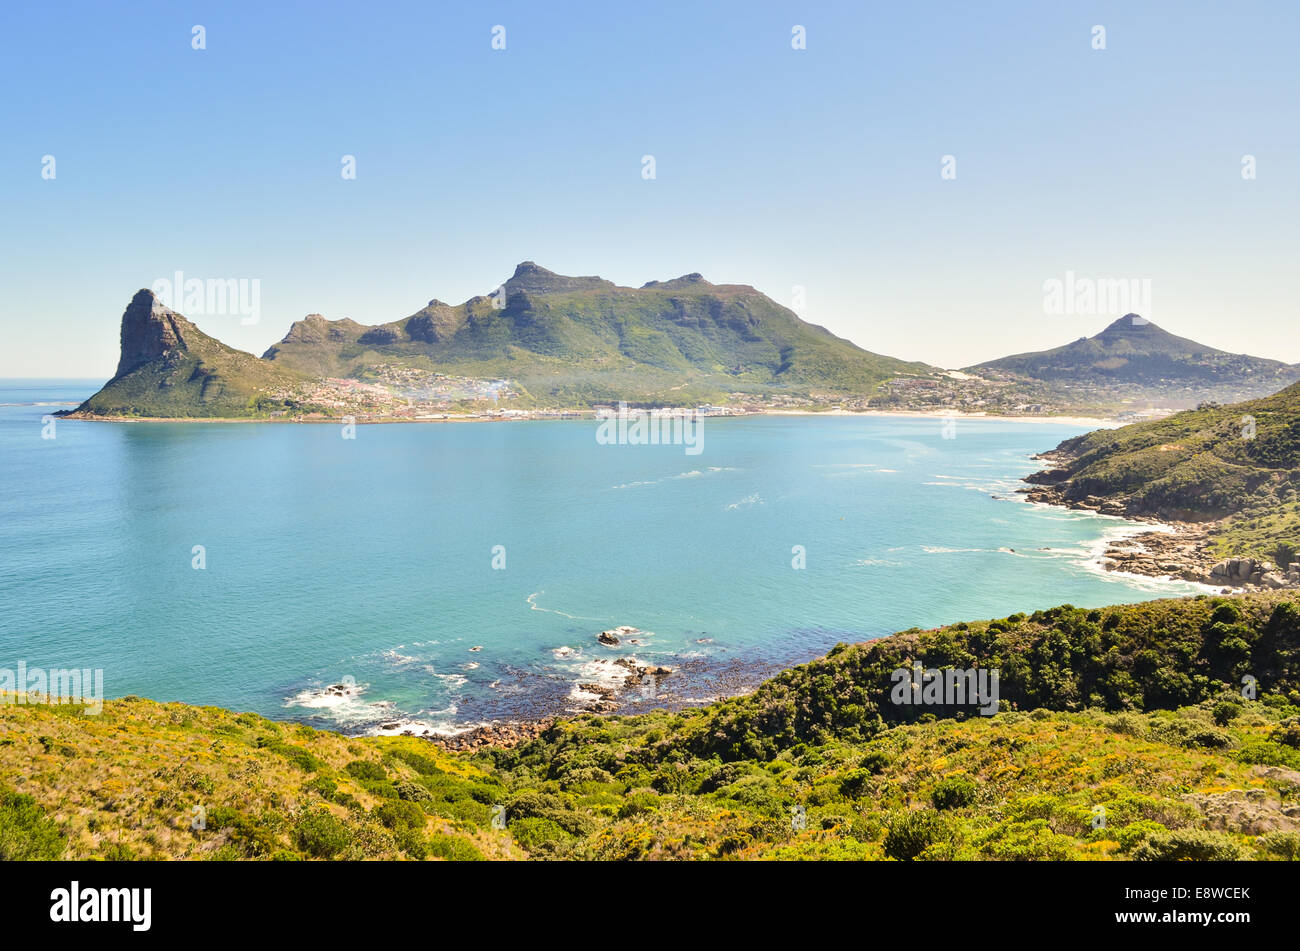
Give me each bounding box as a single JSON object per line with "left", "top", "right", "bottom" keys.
{"left": 374, "top": 799, "right": 426, "bottom": 831}
{"left": 1116, "top": 820, "right": 1167, "bottom": 852}
{"left": 616, "top": 791, "right": 660, "bottom": 819}
{"left": 394, "top": 827, "right": 428, "bottom": 859}
{"left": 428, "top": 833, "right": 484, "bottom": 861}
{"left": 1184, "top": 727, "right": 1232, "bottom": 749}
{"left": 979, "top": 819, "right": 1074, "bottom": 860}
{"left": 931, "top": 776, "right": 977, "bottom": 811}
{"left": 839, "top": 769, "right": 872, "bottom": 799}
{"left": 1271, "top": 718, "right": 1300, "bottom": 749}
{"left": 509, "top": 817, "right": 572, "bottom": 853}
{"left": 1259, "top": 830, "right": 1300, "bottom": 860}
{"left": 278, "top": 745, "right": 323, "bottom": 772}
{"left": 293, "top": 808, "right": 351, "bottom": 858}
{"left": 883, "top": 811, "right": 945, "bottom": 862}
{"left": 1212, "top": 701, "right": 1242, "bottom": 727}
{"left": 396, "top": 780, "right": 434, "bottom": 804}
{"left": 205, "top": 807, "right": 280, "bottom": 857}
{"left": 344, "top": 759, "right": 387, "bottom": 782}
{"left": 255, "top": 735, "right": 324, "bottom": 772}
{"left": 1211, "top": 603, "right": 1243, "bottom": 625}
{"left": 1132, "top": 828, "right": 1245, "bottom": 861}
{"left": 0, "top": 785, "right": 65, "bottom": 860}
{"left": 859, "top": 750, "right": 892, "bottom": 773}
{"left": 305, "top": 776, "right": 338, "bottom": 801}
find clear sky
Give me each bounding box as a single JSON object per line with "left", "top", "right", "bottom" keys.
{"left": 2, "top": 0, "right": 1296, "bottom": 378}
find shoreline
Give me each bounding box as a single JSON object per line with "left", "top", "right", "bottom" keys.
{"left": 1019, "top": 471, "right": 1300, "bottom": 593}
{"left": 60, "top": 407, "right": 1121, "bottom": 427}
{"left": 762, "top": 408, "right": 1119, "bottom": 427}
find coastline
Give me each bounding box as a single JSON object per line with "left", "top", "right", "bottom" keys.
{"left": 763, "top": 408, "right": 1119, "bottom": 427}
{"left": 61, "top": 407, "right": 1120, "bottom": 427}
{"left": 1019, "top": 470, "right": 1299, "bottom": 593}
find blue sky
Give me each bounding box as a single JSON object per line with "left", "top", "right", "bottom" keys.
{"left": 2, "top": 0, "right": 1297, "bottom": 377}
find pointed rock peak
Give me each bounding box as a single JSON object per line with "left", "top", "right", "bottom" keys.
{"left": 1104, "top": 313, "right": 1155, "bottom": 332}
{"left": 127, "top": 287, "right": 184, "bottom": 319}
{"left": 115, "top": 289, "right": 191, "bottom": 378}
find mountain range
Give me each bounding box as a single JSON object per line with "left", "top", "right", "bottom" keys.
{"left": 71, "top": 264, "right": 1300, "bottom": 418}
{"left": 260, "top": 261, "right": 936, "bottom": 407}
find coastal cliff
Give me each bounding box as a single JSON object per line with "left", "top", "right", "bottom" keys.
{"left": 72, "top": 289, "right": 303, "bottom": 419}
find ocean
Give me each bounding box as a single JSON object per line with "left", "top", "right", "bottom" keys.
{"left": 0, "top": 380, "right": 1205, "bottom": 735}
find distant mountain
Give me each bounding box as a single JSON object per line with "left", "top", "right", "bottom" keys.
{"left": 73, "top": 290, "right": 304, "bottom": 418}
{"left": 262, "top": 262, "right": 937, "bottom": 405}
{"left": 968, "top": 314, "right": 1300, "bottom": 405}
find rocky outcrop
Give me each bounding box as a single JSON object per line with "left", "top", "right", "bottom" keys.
{"left": 598, "top": 626, "right": 640, "bottom": 646}
{"left": 1099, "top": 526, "right": 1216, "bottom": 582}
{"left": 568, "top": 651, "right": 675, "bottom": 715}
{"left": 503, "top": 260, "right": 616, "bottom": 297}
{"left": 1208, "top": 558, "right": 1300, "bottom": 589}
{"left": 358, "top": 326, "right": 402, "bottom": 345}
{"left": 115, "top": 289, "right": 192, "bottom": 376}
{"left": 1097, "top": 538, "right": 1300, "bottom": 590}
{"left": 1186, "top": 786, "right": 1300, "bottom": 835}
{"left": 272, "top": 314, "right": 365, "bottom": 346}
{"left": 429, "top": 719, "right": 555, "bottom": 751}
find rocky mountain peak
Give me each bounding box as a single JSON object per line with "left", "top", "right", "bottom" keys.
{"left": 503, "top": 261, "right": 616, "bottom": 296}
{"left": 115, "top": 289, "right": 192, "bottom": 378}
{"left": 642, "top": 272, "right": 713, "bottom": 290}
{"left": 1103, "top": 313, "right": 1155, "bottom": 332}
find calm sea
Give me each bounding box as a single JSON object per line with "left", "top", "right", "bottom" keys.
{"left": 0, "top": 380, "right": 1204, "bottom": 734}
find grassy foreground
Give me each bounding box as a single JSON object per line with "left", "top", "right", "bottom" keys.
{"left": 4, "top": 593, "right": 1300, "bottom": 861}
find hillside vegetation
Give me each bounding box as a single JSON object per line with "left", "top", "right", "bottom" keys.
{"left": 5, "top": 593, "right": 1300, "bottom": 861}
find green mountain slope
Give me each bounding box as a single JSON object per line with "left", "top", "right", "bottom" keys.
{"left": 73, "top": 290, "right": 305, "bottom": 418}
{"left": 5, "top": 593, "right": 1300, "bottom": 861}
{"left": 968, "top": 313, "right": 1300, "bottom": 407}
{"left": 262, "top": 262, "right": 937, "bottom": 405}
{"left": 1025, "top": 381, "right": 1300, "bottom": 564}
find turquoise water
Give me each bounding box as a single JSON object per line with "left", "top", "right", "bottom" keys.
{"left": 0, "top": 381, "right": 1203, "bottom": 734}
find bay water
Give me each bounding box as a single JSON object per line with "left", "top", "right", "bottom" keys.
{"left": 0, "top": 381, "right": 1203, "bottom": 734}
